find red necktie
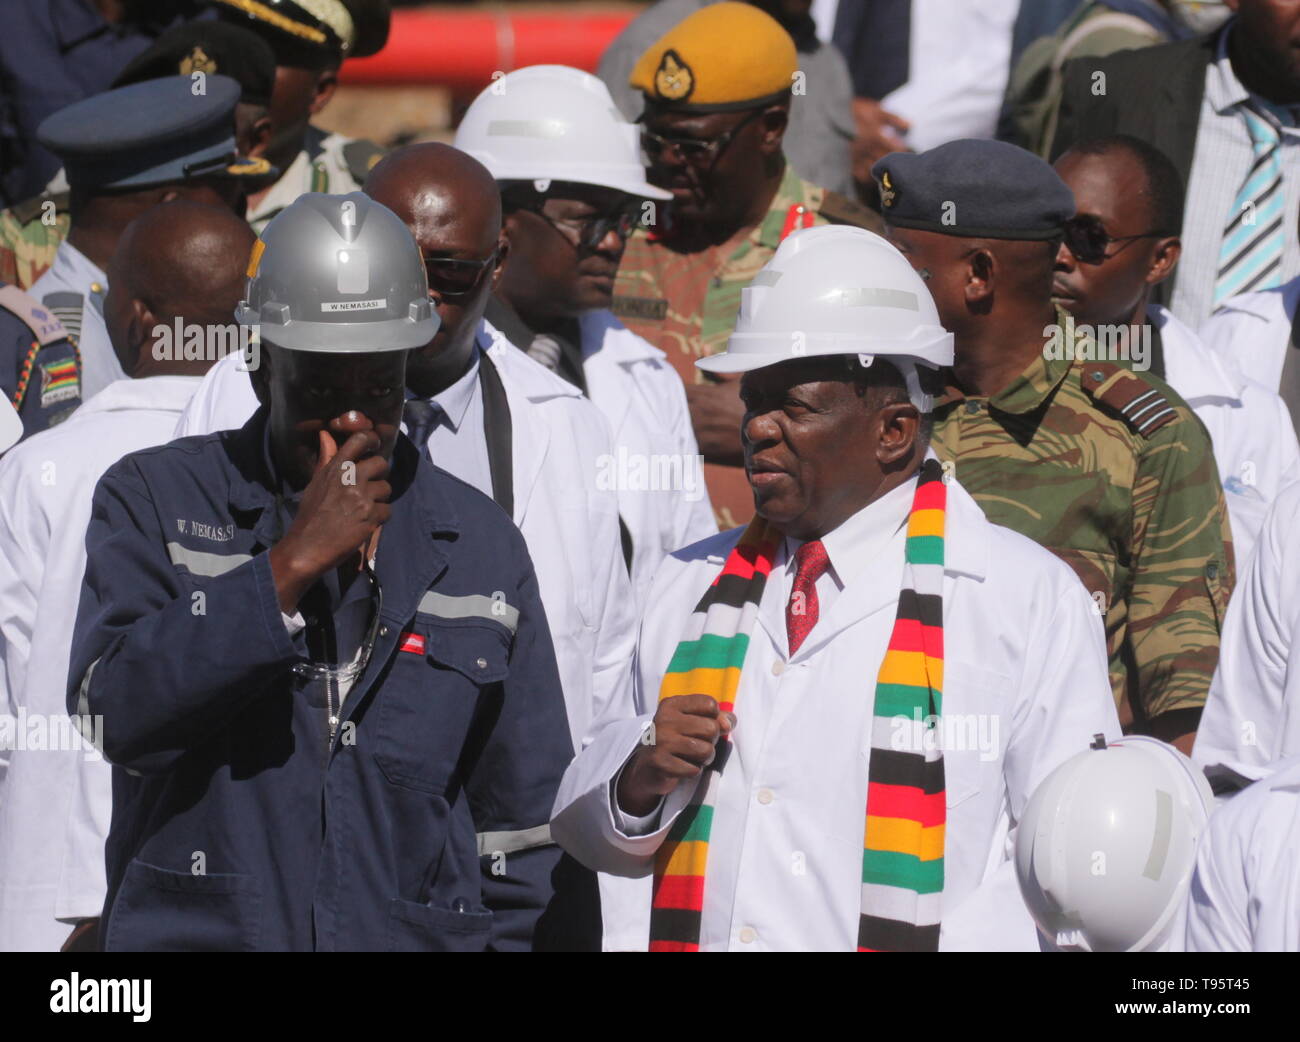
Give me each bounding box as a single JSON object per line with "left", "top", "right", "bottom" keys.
{"left": 786, "top": 539, "right": 830, "bottom": 656}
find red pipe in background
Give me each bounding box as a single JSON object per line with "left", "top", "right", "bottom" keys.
{"left": 340, "top": 10, "right": 637, "bottom": 91}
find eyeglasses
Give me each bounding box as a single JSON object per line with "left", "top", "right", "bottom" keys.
{"left": 1062, "top": 214, "right": 1173, "bottom": 265}
{"left": 640, "top": 108, "right": 765, "bottom": 168}
{"left": 423, "top": 246, "right": 501, "bottom": 301}
{"left": 523, "top": 203, "right": 641, "bottom": 251}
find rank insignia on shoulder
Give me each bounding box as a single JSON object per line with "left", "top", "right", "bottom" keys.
{"left": 611, "top": 295, "right": 668, "bottom": 321}
{"left": 1081, "top": 361, "right": 1179, "bottom": 438}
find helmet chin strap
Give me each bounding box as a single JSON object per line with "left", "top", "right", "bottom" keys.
{"left": 857, "top": 353, "right": 937, "bottom": 414}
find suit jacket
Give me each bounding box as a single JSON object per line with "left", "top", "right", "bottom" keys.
{"left": 1049, "top": 32, "right": 1216, "bottom": 175}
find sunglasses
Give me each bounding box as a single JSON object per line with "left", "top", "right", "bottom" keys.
{"left": 423, "top": 246, "right": 501, "bottom": 301}
{"left": 1062, "top": 214, "right": 1173, "bottom": 265}
{"left": 527, "top": 203, "right": 641, "bottom": 251}
{"left": 640, "top": 108, "right": 765, "bottom": 168}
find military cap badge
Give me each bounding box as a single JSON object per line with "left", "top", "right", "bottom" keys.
{"left": 179, "top": 46, "right": 218, "bottom": 77}
{"left": 880, "top": 172, "right": 896, "bottom": 208}
{"left": 655, "top": 50, "right": 694, "bottom": 103}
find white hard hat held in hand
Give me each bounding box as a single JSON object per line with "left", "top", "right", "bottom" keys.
{"left": 1014, "top": 734, "right": 1215, "bottom": 953}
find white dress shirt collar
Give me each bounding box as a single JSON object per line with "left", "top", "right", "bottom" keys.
{"left": 780, "top": 470, "right": 916, "bottom": 590}
{"left": 426, "top": 344, "right": 481, "bottom": 432}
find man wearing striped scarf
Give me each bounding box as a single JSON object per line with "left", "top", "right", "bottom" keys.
{"left": 552, "top": 225, "right": 1121, "bottom": 951}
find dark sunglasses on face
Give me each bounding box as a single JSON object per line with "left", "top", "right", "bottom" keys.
{"left": 531, "top": 204, "right": 641, "bottom": 250}
{"left": 423, "top": 246, "right": 501, "bottom": 301}
{"left": 1062, "top": 214, "right": 1173, "bottom": 265}
{"left": 639, "top": 107, "right": 765, "bottom": 167}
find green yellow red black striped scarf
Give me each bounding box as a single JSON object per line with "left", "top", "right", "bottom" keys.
{"left": 649, "top": 458, "right": 948, "bottom": 952}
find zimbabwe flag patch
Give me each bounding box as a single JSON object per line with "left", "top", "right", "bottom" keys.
{"left": 39, "top": 357, "right": 79, "bottom": 407}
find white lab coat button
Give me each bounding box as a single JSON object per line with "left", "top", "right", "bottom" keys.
{"left": 771, "top": 660, "right": 785, "bottom": 676}
{"left": 739, "top": 926, "right": 757, "bottom": 944}
{"left": 757, "top": 788, "right": 774, "bottom": 805}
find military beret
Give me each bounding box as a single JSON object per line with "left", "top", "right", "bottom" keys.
{"left": 872, "top": 139, "right": 1076, "bottom": 241}
{"left": 112, "top": 20, "right": 277, "bottom": 108}
{"left": 37, "top": 76, "right": 275, "bottom": 192}
{"left": 211, "top": 0, "right": 391, "bottom": 61}
{"left": 630, "top": 1, "right": 798, "bottom": 114}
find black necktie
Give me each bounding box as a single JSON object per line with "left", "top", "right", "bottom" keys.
{"left": 402, "top": 398, "right": 443, "bottom": 454}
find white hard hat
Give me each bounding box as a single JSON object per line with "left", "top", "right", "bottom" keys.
{"left": 0, "top": 396, "right": 21, "bottom": 454}
{"left": 453, "top": 64, "right": 671, "bottom": 201}
{"left": 1014, "top": 735, "right": 1214, "bottom": 953}
{"left": 698, "top": 225, "right": 953, "bottom": 410}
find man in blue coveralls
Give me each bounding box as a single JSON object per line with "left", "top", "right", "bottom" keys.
{"left": 66, "top": 191, "right": 574, "bottom": 951}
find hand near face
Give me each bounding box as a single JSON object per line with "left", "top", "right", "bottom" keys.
{"left": 268, "top": 426, "right": 392, "bottom": 613}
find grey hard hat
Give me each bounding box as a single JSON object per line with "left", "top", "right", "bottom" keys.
{"left": 236, "top": 192, "right": 438, "bottom": 353}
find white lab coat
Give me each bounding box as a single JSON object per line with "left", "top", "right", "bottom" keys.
{"left": 1199, "top": 278, "right": 1300, "bottom": 395}
{"left": 173, "top": 328, "right": 638, "bottom": 753}
{"left": 0, "top": 376, "right": 202, "bottom": 951}
{"left": 1194, "top": 480, "right": 1300, "bottom": 771}
{"left": 28, "top": 241, "right": 121, "bottom": 402}
{"left": 1153, "top": 303, "right": 1300, "bottom": 566}
{"left": 540, "top": 311, "right": 716, "bottom": 610}
{"left": 551, "top": 471, "right": 1121, "bottom": 952}
{"left": 1185, "top": 755, "right": 1300, "bottom": 952}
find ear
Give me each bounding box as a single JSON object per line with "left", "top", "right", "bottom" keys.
{"left": 128, "top": 298, "right": 156, "bottom": 374}
{"left": 875, "top": 400, "right": 921, "bottom": 467}
{"left": 310, "top": 68, "right": 339, "bottom": 116}
{"left": 248, "top": 114, "right": 274, "bottom": 158}
{"left": 964, "top": 247, "right": 996, "bottom": 307}
{"left": 1146, "top": 236, "right": 1181, "bottom": 287}
{"left": 758, "top": 105, "right": 788, "bottom": 156}
{"left": 489, "top": 233, "right": 510, "bottom": 292}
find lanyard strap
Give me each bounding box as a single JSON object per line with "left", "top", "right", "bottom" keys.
{"left": 477, "top": 351, "right": 514, "bottom": 518}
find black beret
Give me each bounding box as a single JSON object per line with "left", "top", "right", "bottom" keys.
{"left": 113, "top": 20, "right": 277, "bottom": 107}
{"left": 872, "top": 139, "right": 1075, "bottom": 241}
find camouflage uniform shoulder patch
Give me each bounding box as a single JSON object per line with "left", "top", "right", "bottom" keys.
{"left": 817, "top": 190, "right": 884, "bottom": 234}
{"left": 341, "top": 139, "right": 387, "bottom": 187}
{"left": 1080, "top": 361, "right": 1180, "bottom": 439}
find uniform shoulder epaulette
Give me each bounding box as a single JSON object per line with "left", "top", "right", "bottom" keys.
{"left": 818, "top": 189, "right": 884, "bottom": 234}
{"left": 341, "top": 139, "right": 387, "bottom": 187}
{"left": 0, "top": 284, "right": 67, "bottom": 345}
{"left": 1080, "top": 360, "right": 1180, "bottom": 438}
{"left": 10, "top": 191, "right": 70, "bottom": 226}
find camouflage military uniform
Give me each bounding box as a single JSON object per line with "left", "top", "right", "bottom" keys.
{"left": 0, "top": 191, "right": 70, "bottom": 290}
{"left": 611, "top": 164, "right": 881, "bottom": 527}
{"left": 930, "top": 308, "right": 1233, "bottom": 733}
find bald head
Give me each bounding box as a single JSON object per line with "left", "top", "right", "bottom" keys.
{"left": 366, "top": 142, "right": 502, "bottom": 253}
{"left": 364, "top": 143, "right": 509, "bottom": 397}
{"left": 105, "top": 200, "right": 257, "bottom": 378}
